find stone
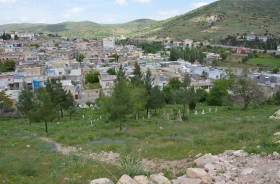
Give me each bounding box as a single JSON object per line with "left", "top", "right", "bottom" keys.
{"left": 194, "top": 154, "right": 217, "bottom": 168}
{"left": 201, "top": 176, "right": 212, "bottom": 184}
{"left": 186, "top": 168, "right": 208, "bottom": 179}
{"left": 148, "top": 112, "right": 151, "bottom": 120}
{"left": 171, "top": 178, "right": 201, "bottom": 184}
{"left": 275, "top": 170, "right": 280, "bottom": 182}
{"left": 272, "top": 152, "right": 280, "bottom": 159}
{"left": 274, "top": 132, "right": 280, "bottom": 136}
{"left": 90, "top": 178, "right": 114, "bottom": 184}
{"left": 117, "top": 174, "right": 137, "bottom": 184}
{"left": 150, "top": 173, "right": 171, "bottom": 184}
{"left": 202, "top": 110, "right": 205, "bottom": 114}
{"left": 204, "top": 163, "right": 216, "bottom": 172}
{"left": 241, "top": 168, "right": 255, "bottom": 175}
{"left": 233, "top": 150, "right": 248, "bottom": 157}
{"left": 26, "top": 145, "right": 30, "bottom": 148}
{"left": 133, "top": 175, "right": 150, "bottom": 184}
{"left": 208, "top": 108, "right": 211, "bottom": 113}
{"left": 194, "top": 110, "right": 198, "bottom": 115}
{"left": 195, "top": 153, "right": 202, "bottom": 158}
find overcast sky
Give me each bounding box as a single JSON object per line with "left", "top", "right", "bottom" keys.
{"left": 0, "top": 0, "right": 216, "bottom": 25}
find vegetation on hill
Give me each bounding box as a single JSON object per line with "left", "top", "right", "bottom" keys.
{"left": 0, "top": 19, "right": 157, "bottom": 39}
{"left": 130, "top": 0, "right": 280, "bottom": 42}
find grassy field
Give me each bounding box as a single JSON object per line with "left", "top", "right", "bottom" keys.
{"left": 1, "top": 103, "right": 280, "bottom": 183}
{"left": 246, "top": 58, "right": 280, "bottom": 67}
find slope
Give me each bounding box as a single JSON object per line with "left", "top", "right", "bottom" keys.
{"left": 130, "top": 0, "right": 280, "bottom": 41}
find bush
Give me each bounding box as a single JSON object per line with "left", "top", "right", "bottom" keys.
{"left": 196, "top": 88, "right": 208, "bottom": 102}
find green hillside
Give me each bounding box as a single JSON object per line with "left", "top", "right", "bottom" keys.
{"left": 130, "top": 0, "right": 280, "bottom": 41}
{"left": 0, "top": 19, "right": 157, "bottom": 39}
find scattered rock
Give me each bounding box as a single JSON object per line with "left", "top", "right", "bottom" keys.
{"left": 241, "top": 168, "right": 255, "bottom": 175}
{"left": 171, "top": 178, "right": 201, "bottom": 184}
{"left": 194, "top": 154, "right": 218, "bottom": 168}
{"left": 26, "top": 145, "right": 30, "bottom": 148}
{"left": 150, "top": 173, "right": 171, "bottom": 184}
{"left": 233, "top": 150, "right": 248, "bottom": 157}
{"left": 195, "top": 153, "right": 202, "bottom": 158}
{"left": 275, "top": 170, "right": 280, "bottom": 182}
{"left": 201, "top": 176, "right": 212, "bottom": 184}
{"left": 272, "top": 152, "right": 280, "bottom": 160}
{"left": 133, "top": 175, "right": 150, "bottom": 184}
{"left": 186, "top": 168, "right": 208, "bottom": 179}
{"left": 274, "top": 132, "right": 280, "bottom": 136}
{"left": 117, "top": 174, "right": 137, "bottom": 184}
{"left": 90, "top": 178, "right": 114, "bottom": 184}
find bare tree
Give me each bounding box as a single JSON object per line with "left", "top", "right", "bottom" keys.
{"left": 233, "top": 77, "right": 264, "bottom": 111}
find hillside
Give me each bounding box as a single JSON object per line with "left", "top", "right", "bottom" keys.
{"left": 130, "top": 0, "right": 280, "bottom": 41}
{"left": 0, "top": 19, "right": 157, "bottom": 39}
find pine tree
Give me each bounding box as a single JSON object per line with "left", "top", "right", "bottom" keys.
{"left": 17, "top": 82, "right": 34, "bottom": 124}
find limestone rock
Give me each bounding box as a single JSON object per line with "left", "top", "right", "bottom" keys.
{"left": 150, "top": 173, "right": 171, "bottom": 184}
{"left": 117, "top": 174, "right": 137, "bottom": 184}
{"left": 276, "top": 170, "right": 280, "bottom": 182}
{"left": 274, "top": 132, "right": 280, "bottom": 136}
{"left": 272, "top": 152, "right": 280, "bottom": 159}
{"left": 194, "top": 154, "right": 217, "bottom": 168}
{"left": 233, "top": 150, "right": 248, "bottom": 157}
{"left": 241, "top": 168, "right": 255, "bottom": 175}
{"left": 186, "top": 168, "right": 208, "bottom": 179}
{"left": 90, "top": 178, "right": 114, "bottom": 184}
{"left": 171, "top": 178, "right": 201, "bottom": 184}
{"left": 201, "top": 176, "right": 212, "bottom": 184}
{"left": 133, "top": 175, "right": 150, "bottom": 184}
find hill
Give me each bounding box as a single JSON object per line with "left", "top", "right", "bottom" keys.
{"left": 129, "top": 0, "right": 280, "bottom": 41}
{"left": 0, "top": 19, "right": 157, "bottom": 39}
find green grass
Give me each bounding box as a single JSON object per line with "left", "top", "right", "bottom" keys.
{"left": 1, "top": 103, "right": 280, "bottom": 183}
{"left": 246, "top": 58, "right": 280, "bottom": 67}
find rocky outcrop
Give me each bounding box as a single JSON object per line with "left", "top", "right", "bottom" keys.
{"left": 90, "top": 178, "right": 114, "bottom": 184}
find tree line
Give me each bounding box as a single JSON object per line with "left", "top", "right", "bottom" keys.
{"left": 169, "top": 47, "right": 205, "bottom": 63}
{"left": 17, "top": 79, "right": 75, "bottom": 133}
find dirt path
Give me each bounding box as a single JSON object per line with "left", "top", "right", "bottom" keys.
{"left": 39, "top": 137, "right": 190, "bottom": 177}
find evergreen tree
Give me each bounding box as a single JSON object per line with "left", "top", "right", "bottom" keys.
{"left": 131, "top": 62, "right": 143, "bottom": 87}
{"left": 117, "top": 64, "right": 126, "bottom": 81}
{"left": 143, "top": 68, "right": 153, "bottom": 114}
{"left": 147, "top": 86, "right": 165, "bottom": 114}
{"left": 17, "top": 82, "right": 34, "bottom": 124}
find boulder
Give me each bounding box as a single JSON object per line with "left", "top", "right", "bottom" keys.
{"left": 241, "top": 168, "right": 255, "bottom": 175}
{"left": 276, "top": 170, "right": 280, "bottom": 182}
{"left": 171, "top": 178, "right": 201, "bottom": 184}
{"left": 274, "top": 132, "right": 280, "bottom": 136}
{"left": 186, "top": 168, "right": 208, "bottom": 179}
{"left": 201, "top": 176, "right": 212, "bottom": 184}
{"left": 194, "top": 154, "right": 218, "bottom": 168}
{"left": 133, "top": 175, "right": 150, "bottom": 184}
{"left": 150, "top": 173, "right": 171, "bottom": 184}
{"left": 272, "top": 152, "right": 280, "bottom": 159}
{"left": 117, "top": 174, "right": 137, "bottom": 184}
{"left": 233, "top": 150, "right": 248, "bottom": 157}
{"left": 90, "top": 178, "right": 114, "bottom": 184}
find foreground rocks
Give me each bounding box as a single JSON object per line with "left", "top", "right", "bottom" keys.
{"left": 90, "top": 150, "right": 280, "bottom": 184}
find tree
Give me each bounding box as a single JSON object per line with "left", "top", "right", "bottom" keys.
{"left": 45, "top": 79, "right": 75, "bottom": 118}
{"left": 34, "top": 88, "right": 57, "bottom": 133}
{"left": 131, "top": 62, "right": 143, "bottom": 87}
{"left": 0, "top": 60, "right": 15, "bottom": 72}
{"left": 143, "top": 68, "right": 153, "bottom": 114}
{"left": 233, "top": 77, "right": 264, "bottom": 110}
{"left": 169, "top": 77, "right": 181, "bottom": 90}
{"left": 117, "top": 64, "right": 126, "bottom": 81}
{"left": 196, "top": 88, "right": 208, "bottom": 102}
{"left": 147, "top": 86, "right": 165, "bottom": 114}
{"left": 105, "top": 79, "right": 132, "bottom": 131}
{"left": 221, "top": 52, "right": 228, "bottom": 61}
{"left": 17, "top": 82, "right": 34, "bottom": 124}
{"left": 107, "top": 68, "right": 116, "bottom": 75}
{"left": 162, "top": 85, "right": 173, "bottom": 104}
{"left": 111, "top": 54, "right": 119, "bottom": 62}
{"left": 207, "top": 85, "right": 228, "bottom": 106}
{"left": 76, "top": 52, "right": 85, "bottom": 62}
{"left": 0, "top": 90, "right": 13, "bottom": 112}
{"left": 130, "top": 87, "right": 147, "bottom": 120}
{"left": 85, "top": 70, "right": 100, "bottom": 83}
{"left": 67, "top": 106, "right": 77, "bottom": 120}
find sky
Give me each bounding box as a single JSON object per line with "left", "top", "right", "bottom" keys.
{"left": 0, "top": 0, "right": 217, "bottom": 25}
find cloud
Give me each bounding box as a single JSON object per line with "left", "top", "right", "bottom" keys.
{"left": 191, "top": 2, "right": 209, "bottom": 9}
{"left": 158, "top": 10, "right": 178, "bottom": 16}
{"left": 0, "top": 0, "right": 17, "bottom": 3}
{"left": 62, "top": 7, "right": 84, "bottom": 19}
{"left": 132, "top": 0, "right": 151, "bottom": 4}
{"left": 69, "top": 7, "right": 84, "bottom": 13}
{"left": 115, "top": 0, "right": 127, "bottom": 6}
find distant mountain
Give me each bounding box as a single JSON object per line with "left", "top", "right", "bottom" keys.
{"left": 2, "top": 0, "right": 280, "bottom": 41}
{"left": 129, "top": 0, "right": 280, "bottom": 41}
{"left": 0, "top": 19, "right": 157, "bottom": 39}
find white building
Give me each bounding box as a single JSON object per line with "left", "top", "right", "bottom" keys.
{"left": 103, "top": 37, "right": 115, "bottom": 48}
{"left": 98, "top": 72, "right": 116, "bottom": 95}
{"left": 15, "top": 32, "right": 35, "bottom": 40}
{"left": 184, "top": 39, "right": 193, "bottom": 47}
